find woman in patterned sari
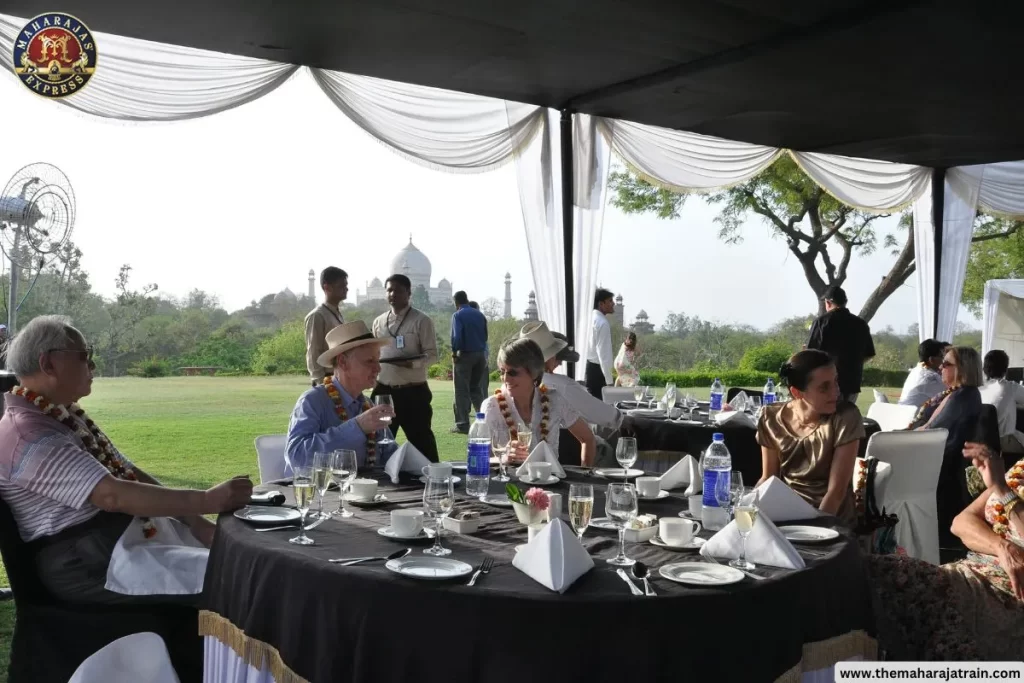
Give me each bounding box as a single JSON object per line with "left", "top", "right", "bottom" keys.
{"left": 865, "top": 441, "right": 1024, "bottom": 660}
{"left": 613, "top": 332, "right": 639, "bottom": 387}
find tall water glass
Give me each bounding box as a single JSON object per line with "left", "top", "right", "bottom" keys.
{"left": 422, "top": 475, "right": 454, "bottom": 556}
{"left": 332, "top": 449, "right": 358, "bottom": 518}
{"left": 491, "top": 428, "right": 511, "bottom": 482}
{"left": 605, "top": 483, "right": 638, "bottom": 566}
{"left": 615, "top": 437, "right": 638, "bottom": 477}
{"left": 290, "top": 465, "right": 315, "bottom": 546}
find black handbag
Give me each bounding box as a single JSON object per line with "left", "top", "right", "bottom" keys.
{"left": 854, "top": 457, "right": 899, "bottom": 555}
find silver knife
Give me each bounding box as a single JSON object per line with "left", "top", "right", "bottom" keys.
{"left": 616, "top": 568, "right": 644, "bottom": 595}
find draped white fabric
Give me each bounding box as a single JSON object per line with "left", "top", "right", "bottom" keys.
{"left": 203, "top": 638, "right": 276, "bottom": 683}
{"left": 790, "top": 152, "right": 931, "bottom": 212}
{"left": 0, "top": 14, "right": 298, "bottom": 122}
{"left": 982, "top": 280, "right": 1024, "bottom": 363}
{"left": 956, "top": 161, "right": 1024, "bottom": 218}
{"left": 310, "top": 69, "right": 543, "bottom": 173}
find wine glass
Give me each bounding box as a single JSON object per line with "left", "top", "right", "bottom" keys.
{"left": 491, "top": 428, "right": 511, "bottom": 482}
{"left": 422, "top": 475, "right": 454, "bottom": 556}
{"left": 375, "top": 395, "right": 395, "bottom": 445}
{"left": 633, "top": 385, "right": 644, "bottom": 405}
{"left": 729, "top": 471, "right": 745, "bottom": 512}
{"left": 615, "top": 437, "right": 638, "bottom": 478}
{"left": 312, "top": 450, "right": 334, "bottom": 521}
{"left": 605, "top": 483, "right": 638, "bottom": 566}
{"left": 290, "top": 465, "right": 315, "bottom": 546}
{"left": 332, "top": 449, "right": 358, "bottom": 518}
{"left": 714, "top": 470, "right": 732, "bottom": 519}
{"left": 568, "top": 483, "right": 594, "bottom": 543}
{"left": 731, "top": 488, "right": 761, "bottom": 571}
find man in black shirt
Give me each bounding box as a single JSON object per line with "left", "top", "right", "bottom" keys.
{"left": 806, "top": 286, "right": 875, "bottom": 404}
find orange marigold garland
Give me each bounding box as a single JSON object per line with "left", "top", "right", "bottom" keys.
{"left": 992, "top": 461, "right": 1024, "bottom": 538}
{"left": 495, "top": 384, "right": 550, "bottom": 444}
{"left": 323, "top": 378, "right": 375, "bottom": 464}
{"left": 10, "top": 385, "right": 158, "bottom": 538}
{"left": 908, "top": 387, "right": 953, "bottom": 429}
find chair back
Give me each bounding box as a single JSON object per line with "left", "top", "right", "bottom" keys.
{"left": 866, "top": 402, "right": 917, "bottom": 432}
{"left": 254, "top": 434, "right": 288, "bottom": 484}
{"left": 0, "top": 495, "right": 49, "bottom": 603}
{"left": 975, "top": 404, "right": 1001, "bottom": 453}
{"left": 68, "top": 632, "right": 180, "bottom": 683}
{"left": 601, "top": 387, "right": 635, "bottom": 405}
{"left": 864, "top": 429, "right": 947, "bottom": 564}
{"left": 726, "top": 387, "right": 763, "bottom": 403}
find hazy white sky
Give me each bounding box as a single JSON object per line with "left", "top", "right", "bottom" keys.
{"left": 0, "top": 69, "right": 976, "bottom": 334}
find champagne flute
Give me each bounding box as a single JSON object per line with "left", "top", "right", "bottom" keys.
{"left": 568, "top": 483, "right": 594, "bottom": 543}
{"left": 615, "top": 436, "right": 638, "bottom": 478}
{"left": 422, "top": 475, "right": 454, "bottom": 556}
{"left": 605, "top": 483, "right": 638, "bottom": 566}
{"left": 375, "top": 395, "right": 395, "bottom": 445}
{"left": 633, "top": 385, "right": 644, "bottom": 405}
{"left": 290, "top": 465, "right": 315, "bottom": 546}
{"left": 731, "top": 488, "right": 760, "bottom": 571}
{"left": 312, "top": 450, "right": 334, "bottom": 521}
{"left": 491, "top": 429, "right": 511, "bottom": 482}
{"left": 332, "top": 449, "right": 357, "bottom": 518}
{"left": 517, "top": 423, "right": 533, "bottom": 451}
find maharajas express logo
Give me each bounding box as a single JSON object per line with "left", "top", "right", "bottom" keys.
{"left": 12, "top": 13, "right": 97, "bottom": 99}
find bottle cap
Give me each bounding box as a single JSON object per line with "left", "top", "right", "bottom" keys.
{"left": 476, "top": 412, "right": 485, "bottom": 419}
{"left": 712, "top": 433, "right": 724, "bottom": 441}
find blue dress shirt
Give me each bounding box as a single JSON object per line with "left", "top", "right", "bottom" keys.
{"left": 285, "top": 378, "right": 397, "bottom": 475}
{"left": 451, "top": 305, "right": 488, "bottom": 355}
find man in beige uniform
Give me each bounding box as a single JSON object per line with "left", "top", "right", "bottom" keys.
{"left": 371, "top": 274, "right": 439, "bottom": 462}
{"left": 305, "top": 266, "right": 347, "bottom": 386}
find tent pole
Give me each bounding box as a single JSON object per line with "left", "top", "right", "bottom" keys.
{"left": 560, "top": 108, "right": 576, "bottom": 379}
{"left": 931, "top": 167, "right": 947, "bottom": 340}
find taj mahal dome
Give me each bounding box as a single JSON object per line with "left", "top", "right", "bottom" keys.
{"left": 355, "top": 237, "right": 453, "bottom": 307}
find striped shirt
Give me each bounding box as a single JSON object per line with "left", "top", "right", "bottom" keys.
{"left": 0, "top": 394, "right": 118, "bottom": 542}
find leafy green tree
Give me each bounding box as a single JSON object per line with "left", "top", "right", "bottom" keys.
{"left": 96, "top": 265, "right": 158, "bottom": 376}
{"left": 962, "top": 215, "right": 1024, "bottom": 316}
{"left": 250, "top": 320, "right": 305, "bottom": 374}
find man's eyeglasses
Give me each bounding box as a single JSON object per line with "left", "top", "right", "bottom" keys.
{"left": 48, "top": 345, "right": 94, "bottom": 364}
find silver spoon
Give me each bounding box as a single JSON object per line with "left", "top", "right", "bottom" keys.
{"left": 328, "top": 548, "right": 410, "bottom": 566}
{"left": 631, "top": 561, "right": 656, "bottom": 596}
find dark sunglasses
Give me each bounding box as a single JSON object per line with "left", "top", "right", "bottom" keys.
{"left": 499, "top": 367, "right": 520, "bottom": 378}
{"left": 49, "top": 345, "right": 94, "bottom": 364}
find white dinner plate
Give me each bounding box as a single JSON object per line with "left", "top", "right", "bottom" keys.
{"left": 479, "top": 494, "right": 513, "bottom": 507}
{"left": 385, "top": 556, "right": 473, "bottom": 580}
{"left": 589, "top": 516, "right": 621, "bottom": 531}
{"left": 377, "top": 526, "right": 435, "bottom": 541}
{"left": 650, "top": 536, "right": 705, "bottom": 551}
{"left": 594, "top": 468, "right": 645, "bottom": 479}
{"left": 418, "top": 475, "right": 462, "bottom": 485}
{"left": 234, "top": 506, "right": 302, "bottom": 525}
{"left": 659, "top": 562, "right": 744, "bottom": 586}
{"left": 638, "top": 490, "right": 671, "bottom": 501}
{"left": 343, "top": 493, "right": 389, "bottom": 507}
{"left": 778, "top": 526, "right": 840, "bottom": 543}
{"left": 518, "top": 474, "right": 560, "bottom": 486}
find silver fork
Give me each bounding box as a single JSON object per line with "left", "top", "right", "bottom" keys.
{"left": 467, "top": 557, "right": 494, "bottom": 586}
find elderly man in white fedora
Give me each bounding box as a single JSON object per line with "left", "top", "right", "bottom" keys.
{"left": 519, "top": 321, "right": 623, "bottom": 431}
{"left": 286, "top": 321, "right": 397, "bottom": 475}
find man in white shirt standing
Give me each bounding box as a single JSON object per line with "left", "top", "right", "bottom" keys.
{"left": 979, "top": 349, "right": 1024, "bottom": 454}
{"left": 897, "top": 338, "right": 948, "bottom": 407}
{"left": 304, "top": 266, "right": 347, "bottom": 387}
{"left": 586, "top": 288, "right": 615, "bottom": 399}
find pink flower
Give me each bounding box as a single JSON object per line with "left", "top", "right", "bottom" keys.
{"left": 525, "top": 487, "right": 550, "bottom": 511}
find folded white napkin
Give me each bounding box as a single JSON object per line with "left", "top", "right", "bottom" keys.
{"left": 514, "top": 441, "right": 566, "bottom": 478}
{"left": 384, "top": 442, "right": 432, "bottom": 484}
{"left": 105, "top": 517, "right": 209, "bottom": 595}
{"left": 714, "top": 411, "right": 755, "bottom": 429}
{"left": 658, "top": 454, "right": 702, "bottom": 494}
{"left": 512, "top": 519, "right": 594, "bottom": 593}
{"left": 628, "top": 408, "right": 666, "bottom": 418}
{"left": 699, "top": 514, "right": 805, "bottom": 569}
{"left": 742, "top": 476, "right": 820, "bottom": 523}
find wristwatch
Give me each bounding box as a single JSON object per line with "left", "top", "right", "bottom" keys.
{"left": 996, "top": 490, "right": 1020, "bottom": 510}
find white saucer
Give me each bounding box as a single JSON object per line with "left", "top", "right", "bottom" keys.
{"left": 651, "top": 536, "right": 705, "bottom": 551}
{"left": 594, "top": 468, "right": 645, "bottom": 479}
{"left": 377, "top": 526, "right": 435, "bottom": 541}
{"left": 344, "top": 493, "right": 389, "bottom": 507}
{"left": 418, "top": 475, "right": 461, "bottom": 484}
{"left": 518, "top": 474, "right": 560, "bottom": 486}
{"left": 659, "top": 561, "right": 744, "bottom": 586}
{"left": 479, "top": 494, "right": 513, "bottom": 507}
{"left": 638, "top": 490, "right": 671, "bottom": 501}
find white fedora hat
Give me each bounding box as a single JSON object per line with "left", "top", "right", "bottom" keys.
{"left": 317, "top": 321, "right": 389, "bottom": 369}
{"left": 519, "top": 321, "right": 568, "bottom": 363}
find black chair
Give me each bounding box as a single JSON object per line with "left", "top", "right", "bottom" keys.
{"left": 726, "top": 387, "right": 764, "bottom": 403}
{"left": 1006, "top": 367, "right": 1023, "bottom": 383}
{"left": 0, "top": 499, "right": 202, "bottom": 683}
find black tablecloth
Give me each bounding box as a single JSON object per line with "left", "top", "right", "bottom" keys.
{"left": 202, "top": 471, "right": 876, "bottom": 683}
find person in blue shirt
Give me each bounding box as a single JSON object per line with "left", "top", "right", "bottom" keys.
{"left": 468, "top": 301, "right": 491, "bottom": 400}
{"left": 450, "top": 290, "right": 488, "bottom": 433}
{"left": 286, "top": 321, "right": 397, "bottom": 475}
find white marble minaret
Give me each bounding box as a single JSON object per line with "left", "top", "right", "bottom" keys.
{"left": 503, "top": 272, "right": 512, "bottom": 319}
{"left": 308, "top": 269, "right": 315, "bottom": 300}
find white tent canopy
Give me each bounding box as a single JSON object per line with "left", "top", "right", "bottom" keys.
{"left": 983, "top": 280, "right": 1024, "bottom": 365}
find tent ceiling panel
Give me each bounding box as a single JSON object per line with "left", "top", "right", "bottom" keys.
{"left": 6, "top": 0, "right": 1024, "bottom": 166}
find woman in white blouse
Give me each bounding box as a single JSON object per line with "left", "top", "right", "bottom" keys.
{"left": 482, "top": 338, "right": 596, "bottom": 466}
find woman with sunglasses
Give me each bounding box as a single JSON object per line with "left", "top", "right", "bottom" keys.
{"left": 909, "top": 345, "right": 983, "bottom": 548}
{"left": 481, "top": 338, "right": 596, "bottom": 466}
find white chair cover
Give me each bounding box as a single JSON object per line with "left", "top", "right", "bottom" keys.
{"left": 865, "top": 403, "right": 918, "bottom": 432}
{"left": 872, "top": 389, "right": 890, "bottom": 404}
{"left": 254, "top": 434, "right": 287, "bottom": 483}
{"left": 601, "top": 387, "right": 636, "bottom": 405}
{"left": 69, "top": 632, "right": 180, "bottom": 683}
{"left": 864, "top": 429, "right": 947, "bottom": 565}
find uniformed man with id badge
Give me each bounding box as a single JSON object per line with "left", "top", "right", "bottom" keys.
{"left": 371, "top": 274, "right": 440, "bottom": 462}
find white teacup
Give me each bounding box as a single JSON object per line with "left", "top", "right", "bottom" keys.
{"left": 635, "top": 476, "right": 661, "bottom": 498}
{"left": 687, "top": 493, "right": 703, "bottom": 518}
{"left": 527, "top": 461, "right": 553, "bottom": 481}
{"left": 390, "top": 509, "right": 424, "bottom": 537}
{"left": 349, "top": 478, "right": 378, "bottom": 501}
{"left": 659, "top": 517, "right": 701, "bottom": 546}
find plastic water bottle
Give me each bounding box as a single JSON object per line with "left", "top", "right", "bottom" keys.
{"left": 701, "top": 433, "right": 732, "bottom": 531}
{"left": 709, "top": 378, "right": 724, "bottom": 417}
{"left": 763, "top": 378, "right": 776, "bottom": 405}
{"left": 466, "top": 412, "right": 491, "bottom": 497}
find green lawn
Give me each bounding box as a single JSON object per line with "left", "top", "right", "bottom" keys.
{"left": 0, "top": 377, "right": 896, "bottom": 681}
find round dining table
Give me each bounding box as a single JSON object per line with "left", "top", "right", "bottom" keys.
{"left": 200, "top": 467, "right": 877, "bottom": 683}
